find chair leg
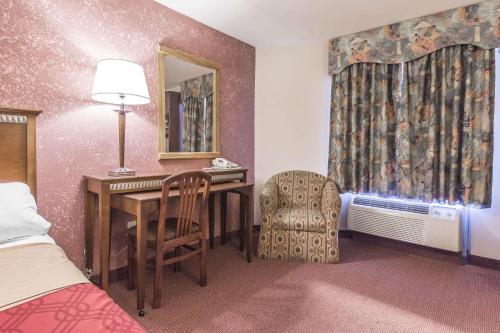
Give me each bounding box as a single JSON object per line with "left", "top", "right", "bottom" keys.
{"left": 127, "top": 236, "right": 136, "bottom": 290}
{"left": 200, "top": 238, "right": 207, "bottom": 287}
{"left": 153, "top": 248, "right": 164, "bottom": 309}
{"left": 174, "top": 247, "right": 181, "bottom": 272}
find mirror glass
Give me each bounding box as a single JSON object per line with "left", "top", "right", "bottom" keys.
{"left": 158, "top": 48, "right": 220, "bottom": 159}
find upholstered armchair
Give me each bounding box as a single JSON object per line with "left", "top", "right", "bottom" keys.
{"left": 257, "top": 170, "right": 341, "bottom": 263}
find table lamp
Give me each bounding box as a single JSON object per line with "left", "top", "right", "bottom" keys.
{"left": 91, "top": 59, "right": 150, "bottom": 176}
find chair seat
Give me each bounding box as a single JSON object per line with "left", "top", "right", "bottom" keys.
{"left": 128, "top": 218, "right": 200, "bottom": 241}
{"left": 272, "top": 208, "right": 326, "bottom": 233}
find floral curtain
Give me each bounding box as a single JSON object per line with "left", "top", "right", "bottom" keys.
{"left": 328, "top": 44, "right": 495, "bottom": 207}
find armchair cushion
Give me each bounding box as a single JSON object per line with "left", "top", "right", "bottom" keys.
{"left": 272, "top": 208, "right": 326, "bottom": 233}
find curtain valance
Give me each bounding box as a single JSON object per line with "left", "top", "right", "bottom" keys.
{"left": 328, "top": 0, "right": 500, "bottom": 75}
{"left": 180, "top": 73, "right": 213, "bottom": 101}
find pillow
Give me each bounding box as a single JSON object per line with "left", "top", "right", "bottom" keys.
{"left": 0, "top": 182, "right": 51, "bottom": 243}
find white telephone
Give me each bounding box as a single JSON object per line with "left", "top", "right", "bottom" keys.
{"left": 211, "top": 158, "right": 240, "bottom": 169}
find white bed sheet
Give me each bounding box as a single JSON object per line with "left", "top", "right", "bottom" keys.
{"left": 0, "top": 234, "right": 55, "bottom": 250}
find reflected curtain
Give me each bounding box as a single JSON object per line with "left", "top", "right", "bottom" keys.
{"left": 182, "top": 95, "right": 213, "bottom": 152}
{"left": 328, "top": 44, "right": 495, "bottom": 207}
{"left": 183, "top": 96, "right": 202, "bottom": 152}
{"left": 181, "top": 73, "right": 214, "bottom": 152}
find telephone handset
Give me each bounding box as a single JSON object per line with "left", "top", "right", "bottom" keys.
{"left": 211, "top": 158, "right": 240, "bottom": 169}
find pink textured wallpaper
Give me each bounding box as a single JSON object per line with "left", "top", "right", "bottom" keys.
{"left": 0, "top": 0, "right": 255, "bottom": 270}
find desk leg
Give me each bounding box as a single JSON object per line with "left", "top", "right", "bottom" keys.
{"left": 239, "top": 193, "right": 246, "bottom": 252}
{"left": 136, "top": 202, "right": 149, "bottom": 315}
{"left": 208, "top": 193, "right": 215, "bottom": 249}
{"left": 246, "top": 186, "right": 254, "bottom": 263}
{"left": 220, "top": 192, "right": 227, "bottom": 245}
{"left": 84, "top": 189, "right": 96, "bottom": 277}
{"left": 99, "top": 186, "right": 111, "bottom": 290}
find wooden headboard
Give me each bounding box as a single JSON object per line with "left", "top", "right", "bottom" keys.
{"left": 0, "top": 107, "right": 42, "bottom": 197}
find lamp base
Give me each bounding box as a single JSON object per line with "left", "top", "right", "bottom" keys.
{"left": 108, "top": 167, "right": 136, "bottom": 177}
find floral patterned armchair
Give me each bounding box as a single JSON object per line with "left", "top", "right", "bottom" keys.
{"left": 257, "top": 170, "right": 341, "bottom": 263}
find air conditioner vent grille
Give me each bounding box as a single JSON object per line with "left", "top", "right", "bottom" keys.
{"left": 352, "top": 197, "right": 371, "bottom": 206}
{"left": 407, "top": 204, "right": 430, "bottom": 215}
{"left": 350, "top": 210, "right": 426, "bottom": 245}
{"left": 352, "top": 196, "right": 430, "bottom": 215}
{"left": 387, "top": 202, "right": 407, "bottom": 211}
{"left": 371, "top": 200, "right": 388, "bottom": 209}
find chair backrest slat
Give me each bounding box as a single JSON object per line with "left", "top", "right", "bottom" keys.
{"left": 157, "top": 171, "right": 212, "bottom": 243}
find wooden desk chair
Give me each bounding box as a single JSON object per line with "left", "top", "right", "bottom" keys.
{"left": 127, "top": 171, "right": 212, "bottom": 310}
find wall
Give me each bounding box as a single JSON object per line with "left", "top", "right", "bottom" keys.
{"left": 469, "top": 50, "right": 500, "bottom": 261}
{"left": 254, "top": 43, "right": 336, "bottom": 222}
{"left": 254, "top": 43, "right": 351, "bottom": 227}
{"left": 255, "top": 44, "right": 353, "bottom": 228}
{"left": 0, "top": 0, "right": 255, "bottom": 270}
{"left": 255, "top": 45, "right": 500, "bottom": 260}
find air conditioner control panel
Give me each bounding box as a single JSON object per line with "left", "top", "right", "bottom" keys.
{"left": 430, "top": 206, "right": 459, "bottom": 220}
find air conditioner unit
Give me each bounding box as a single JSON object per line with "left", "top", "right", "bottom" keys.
{"left": 348, "top": 195, "right": 462, "bottom": 252}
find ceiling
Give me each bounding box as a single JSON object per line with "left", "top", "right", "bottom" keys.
{"left": 155, "top": 0, "right": 480, "bottom": 47}
{"left": 165, "top": 56, "right": 213, "bottom": 91}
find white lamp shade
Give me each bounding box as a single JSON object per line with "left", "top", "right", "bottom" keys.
{"left": 91, "top": 59, "right": 150, "bottom": 105}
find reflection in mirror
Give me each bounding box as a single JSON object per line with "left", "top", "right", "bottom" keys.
{"left": 164, "top": 56, "right": 215, "bottom": 153}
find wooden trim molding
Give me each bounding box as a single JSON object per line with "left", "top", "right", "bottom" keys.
{"left": 349, "top": 231, "right": 465, "bottom": 265}
{"left": 0, "top": 106, "right": 42, "bottom": 116}
{"left": 342, "top": 229, "right": 500, "bottom": 271}
{"left": 0, "top": 107, "right": 41, "bottom": 197}
{"left": 338, "top": 229, "right": 353, "bottom": 238}
{"left": 468, "top": 255, "right": 500, "bottom": 271}
{"left": 157, "top": 151, "right": 221, "bottom": 160}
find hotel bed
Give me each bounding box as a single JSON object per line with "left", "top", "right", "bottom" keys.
{"left": 0, "top": 107, "right": 145, "bottom": 332}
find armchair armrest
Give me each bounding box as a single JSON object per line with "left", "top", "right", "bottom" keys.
{"left": 321, "top": 180, "right": 341, "bottom": 228}
{"left": 260, "top": 181, "right": 279, "bottom": 222}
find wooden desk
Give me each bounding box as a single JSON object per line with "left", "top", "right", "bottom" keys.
{"left": 111, "top": 182, "right": 254, "bottom": 312}
{"left": 83, "top": 169, "right": 254, "bottom": 293}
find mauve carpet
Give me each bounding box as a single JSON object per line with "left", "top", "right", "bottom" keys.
{"left": 109, "top": 237, "right": 500, "bottom": 333}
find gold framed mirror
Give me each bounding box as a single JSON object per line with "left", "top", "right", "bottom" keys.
{"left": 157, "top": 45, "right": 221, "bottom": 159}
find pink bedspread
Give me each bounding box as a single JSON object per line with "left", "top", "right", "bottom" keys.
{"left": 0, "top": 283, "right": 146, "bottom": 333}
